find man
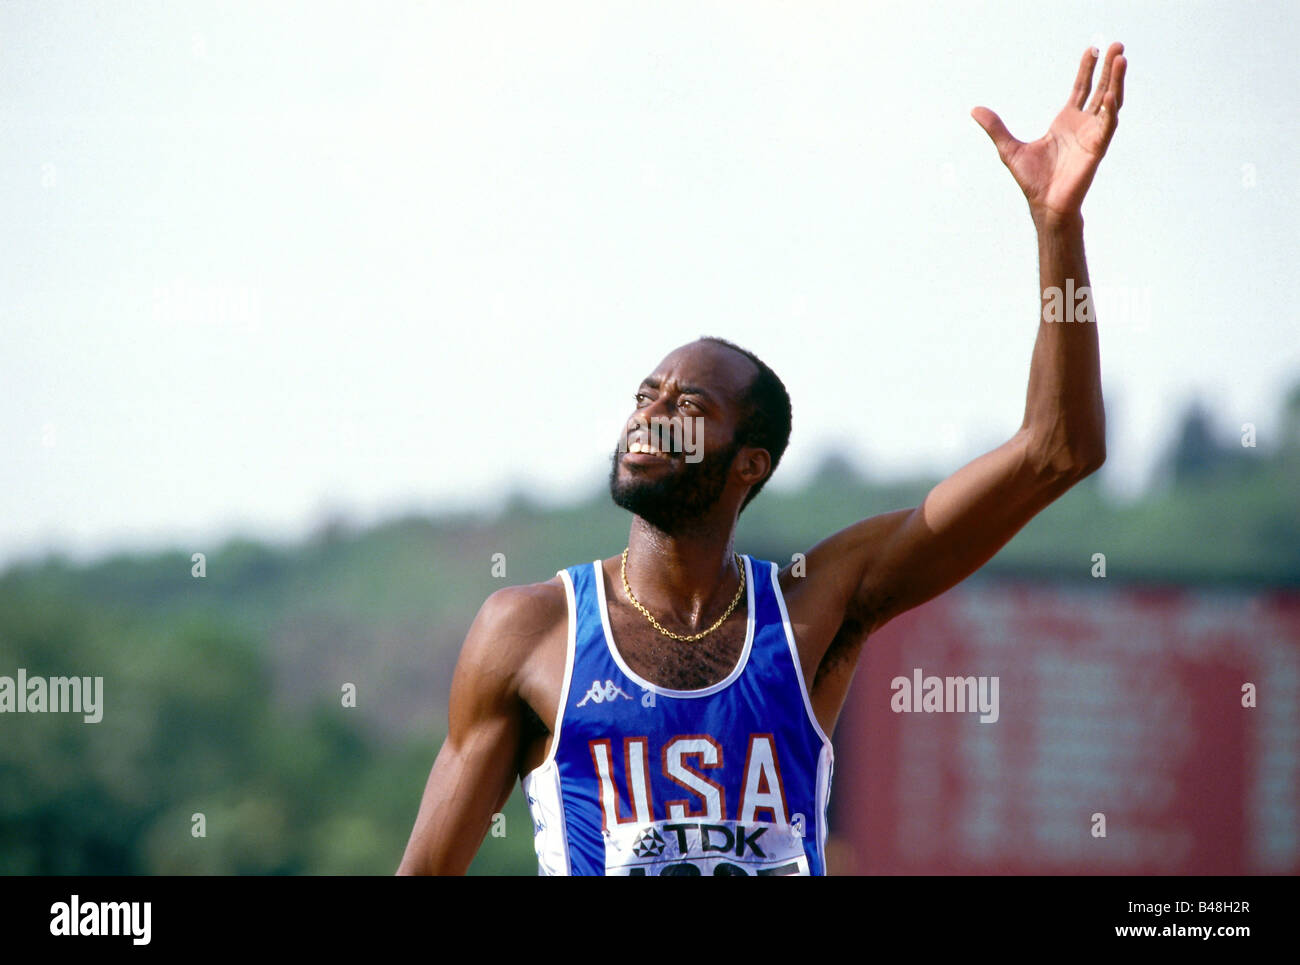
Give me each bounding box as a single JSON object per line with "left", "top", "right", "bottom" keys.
{"left": 398, "top": 43, "right": 1127, "bottom": 875}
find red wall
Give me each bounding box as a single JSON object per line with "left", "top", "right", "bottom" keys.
{"left": 829, "top": 581, "right": 1300, "bottom": 874}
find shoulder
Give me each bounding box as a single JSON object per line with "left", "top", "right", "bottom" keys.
{"left": 772, "top": 510, "right": 916, "bottom": 666}
{"left": 776, "top": 509, "right": 914, "bottom": 614}
{"left": 454, "top": 576, "right": 569, "bottom": 694}
{"left": 477, "top": 576, "right": 569, "bottom": 635}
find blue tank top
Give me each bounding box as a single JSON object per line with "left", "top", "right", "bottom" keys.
{"left": 522, "top": 554, "right": 835, "bottom": 876}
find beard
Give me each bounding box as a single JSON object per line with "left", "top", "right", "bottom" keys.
{"left": 608, "top": 435, "right": 741, "bottom": 534}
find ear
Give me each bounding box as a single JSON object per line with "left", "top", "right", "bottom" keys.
{"left": 735, "top": 447, "right": 771, "bottom": 490}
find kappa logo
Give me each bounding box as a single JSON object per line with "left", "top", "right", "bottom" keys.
{"left": 576, "top": 679, "right": 633, "bottom": 707}
{"left": 526, "top": 793, "right": 544, "bottom": 834}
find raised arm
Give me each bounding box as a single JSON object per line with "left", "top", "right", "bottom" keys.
{"left": 396, "top": 586, "right": 553, "bottom": 875}
{"left": 797, "top": 44, "right": 1127, "bottom": 644}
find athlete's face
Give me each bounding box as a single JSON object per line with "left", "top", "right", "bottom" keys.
{"left": 608, "top": 340, "right": 759, "bottom": 532}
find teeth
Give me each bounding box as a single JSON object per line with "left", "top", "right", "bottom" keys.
{"left": 628, "top": 442, "right": 671, "bottom": 457}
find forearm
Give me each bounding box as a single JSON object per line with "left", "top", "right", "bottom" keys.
{"left": 397, "top": 738, "right": 512, "bottom": 875}
{"left": 1020, "top": 210, "right": 1105, "bottom": 476}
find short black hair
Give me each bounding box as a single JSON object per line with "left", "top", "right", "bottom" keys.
{"left": 699, "top": 336, "right": 792, "bottom": 512}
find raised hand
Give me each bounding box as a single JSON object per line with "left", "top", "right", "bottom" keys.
{"left": 971, "top": 43, "right": 1127, "bottom": 223}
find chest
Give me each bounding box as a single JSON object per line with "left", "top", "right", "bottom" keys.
{"left": 605, "top": 601, "right": 749, "bottom": 692}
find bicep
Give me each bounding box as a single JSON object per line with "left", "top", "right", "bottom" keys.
{"left": 810, "top": 429, "right": 1084, "bottom": 638}
{"left": 858, "top": 429, "right": 1085, "bottom": 630}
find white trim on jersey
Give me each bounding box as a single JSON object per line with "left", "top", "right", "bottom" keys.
{"left": 519, "top": 567, "right": 579, "bottom": 876}
{"left": 592, "top": 555, "right": 757, "bottom": 699}
{"left": 543, "top": 568, "right": 579, "bottom": 767}
{"left": 768, "top": 560, "right": 834, "bottom": 748}
{"left": 768, "top": 560, "right": 836, "bottom": 873}
{"left": 521, "top": 759, "right": 568, "bottom": 875}
{"left": 816, "top": 742, "right": 834, "bottom": 872}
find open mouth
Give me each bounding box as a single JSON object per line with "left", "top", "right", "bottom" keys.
{"left": 623, "top": 440, "right": 681, "bottom": 463}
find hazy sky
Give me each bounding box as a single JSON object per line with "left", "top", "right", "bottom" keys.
{"left": 2, "top": 1, "right": 1296, "bottom": 569}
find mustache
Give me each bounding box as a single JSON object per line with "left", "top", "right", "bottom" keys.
{"left": 616, "top": 417, "right": 706, "bottom": 463}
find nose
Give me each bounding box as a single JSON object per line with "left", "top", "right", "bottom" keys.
{"left": 627, "top": 398, "right": 684, "bottom": 433}
{"left": 624, "top": 399, "right": 691, "bottom": 455}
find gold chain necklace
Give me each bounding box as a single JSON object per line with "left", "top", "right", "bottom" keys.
{"left": 620, "top": 547, "right": 745, "bottom": 642}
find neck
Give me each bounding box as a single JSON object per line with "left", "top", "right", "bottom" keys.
{"left": 623, "top": 514, "right": 742, "bottom": 628}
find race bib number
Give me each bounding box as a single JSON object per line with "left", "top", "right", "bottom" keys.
{"left": 604, "top": 820, "right": 810, "bottom": 876}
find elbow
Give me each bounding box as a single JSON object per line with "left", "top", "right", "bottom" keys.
{"left": 1078, "top": 445, "right": 1106, "bottom": 477}
{"left": 1069, "top": 439, "right": 1106, "bottom": 478}
{"left": 1023, "top": 432, "right": 1106, "bottom": 484}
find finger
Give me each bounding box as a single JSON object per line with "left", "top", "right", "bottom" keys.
{"left": 1087, "top": 42, "right": 1124, "bottom": 113}
{"left": 1069, "top": 46, "right": 1098, "bottom": 109}
{"left": 970, "top": 106, "right": 1021, "bottom": 161}
{"left": 1098, "top": 90, "right": 1119, "bottom": 146}
{"left": 1109, "top": 53, "right": 1127, "bottom": 111}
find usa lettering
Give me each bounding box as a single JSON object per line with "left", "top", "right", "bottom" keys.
{"left": 589, "top": 734, "right": 790, "bottom": 827}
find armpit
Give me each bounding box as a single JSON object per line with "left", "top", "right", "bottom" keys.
{"left": 814, "top": 611, "right": 869, "bottom": 690}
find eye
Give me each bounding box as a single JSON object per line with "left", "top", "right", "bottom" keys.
{"left": 633, "top": 392, "right": 650, "bottom": 407}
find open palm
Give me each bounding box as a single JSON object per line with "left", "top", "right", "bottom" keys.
{"left": 972, "top": 43, "right": 1127, "bottom": 220}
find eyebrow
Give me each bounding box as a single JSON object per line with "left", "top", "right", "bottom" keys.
{"left": 640, "top": 377, "right": 716, "bottom": 402}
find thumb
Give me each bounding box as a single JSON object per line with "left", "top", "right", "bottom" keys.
{"left": 970, "top": 106, "right": 1019, "bottom": 160}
